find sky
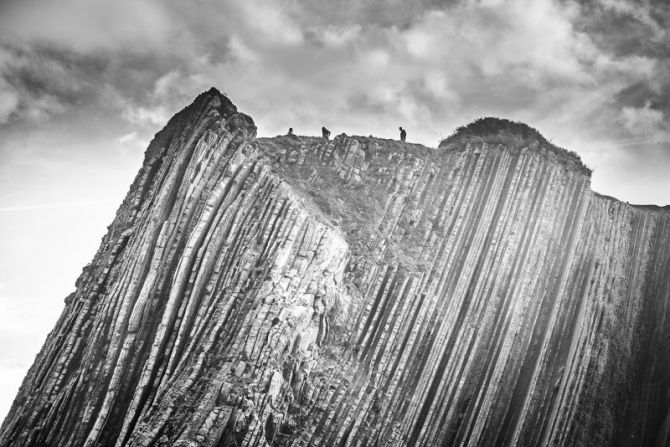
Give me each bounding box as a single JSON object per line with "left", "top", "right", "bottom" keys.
{"left": 0, "top": 0, "right": 669, "bottom": 422}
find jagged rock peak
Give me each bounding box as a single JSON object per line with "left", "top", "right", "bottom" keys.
{"left": 194, "top": 87, "right": 238, "bottom": 116}
{"left": 141, "top": 87, "right": 256, "bottom": 162}
{"left": 162, "top": 87, "right": 253, "bottom": 135}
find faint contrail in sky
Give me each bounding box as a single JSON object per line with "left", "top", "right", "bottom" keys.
{"left": 0, "top": 201, "right": 112, "bottom": 213}
{"left": 585, "top": 137, "right": 670, "bottom": 152}
{"left": 609, "top": 137, "right": 670, "bottom": 147}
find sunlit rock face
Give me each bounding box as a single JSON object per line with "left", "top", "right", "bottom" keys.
{"left": 2, "top": 89, "right": 670, "bottom": 447}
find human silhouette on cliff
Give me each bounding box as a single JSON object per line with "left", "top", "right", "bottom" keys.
{"left": 399, "top": 127, "right": 406, "bottom": 142}
{"left": 322, "top": 126, "right": 331, "bottom": 139}
{"left": 287, "top": 128, "right": 295, "bottom": 136}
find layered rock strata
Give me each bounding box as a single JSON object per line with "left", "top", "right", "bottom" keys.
{"left": 1, "top": 89, "right": 669, "bottom": 447}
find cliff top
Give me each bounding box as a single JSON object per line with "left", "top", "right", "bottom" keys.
{"left": 194, "top": 87, "right": 589, "bottom": 175}
{"left": 440, "top": 117, "right": 591, "bottom": 175}
{"left": 257, "top": 134, "right": 433, "bottom": 155}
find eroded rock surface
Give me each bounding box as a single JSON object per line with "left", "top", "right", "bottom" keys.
{"left": 1, "top": 89, "right": 669, "bottom": 446}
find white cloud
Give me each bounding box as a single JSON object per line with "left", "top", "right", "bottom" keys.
{"left": 233, "top": 0, "right": 304, "bottom": 47}
{"left": 153, "top": 71, "right": 182, "bottom": 99}
{"left": 315, "top": 25, "right": 362, "bottom": 48}
{"left": 620, "top": 103, "right": 666, "bottom": 136}
{"left": 122, "top": 104, "right": 170, "bottom": 126}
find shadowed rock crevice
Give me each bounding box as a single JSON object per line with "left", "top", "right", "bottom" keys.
{"left": 1, "top": 89, "right": 669, "bottom": 447}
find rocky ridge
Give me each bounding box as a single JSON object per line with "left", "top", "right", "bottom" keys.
{"left": 1, "top": 88, "right": 669, "bottom": 446}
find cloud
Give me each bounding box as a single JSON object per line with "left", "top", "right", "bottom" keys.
{"left": 122, "top": 105, "right": 170, "bottom": 126}
{"left": 620, "top": 102, "right": 666, "bottom": 136}
{"left": 116, "top": 131, "right": 149, "bottom": 148}
{"left": 596, "top": 0, "right": 667, "bottom": 40}
{"left": 0, "top": 0, "right": 172, "bottom": 53}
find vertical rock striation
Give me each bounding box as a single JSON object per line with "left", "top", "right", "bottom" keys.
{"left": 1, "top": 89, "right": 669, "bottom": 446}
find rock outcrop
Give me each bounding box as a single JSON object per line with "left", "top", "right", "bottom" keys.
{"left": 2, "top": 89, "right": 669, "bottom": 446}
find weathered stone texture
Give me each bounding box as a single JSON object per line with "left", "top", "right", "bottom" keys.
{"left": 1, "top": 89, "right": 669, "bottom": 446}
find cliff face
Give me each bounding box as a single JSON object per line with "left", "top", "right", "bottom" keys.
{"left": 2, "top": 89, "right": 670, "bottom": 447}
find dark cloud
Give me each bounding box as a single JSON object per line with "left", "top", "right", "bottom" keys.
{"left": 574, "top": 0, "right": 669, "bottom": 56}
{"left": 569, "top": 0, "right": 670, "bottom": 145}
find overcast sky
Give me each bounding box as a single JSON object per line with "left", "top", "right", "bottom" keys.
{"left": 0, "top": 0, "right": 669, "bottom": 421}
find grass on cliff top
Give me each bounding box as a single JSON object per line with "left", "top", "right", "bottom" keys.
{"left": 440, "top": 117, "right": 591, "bottom": 175}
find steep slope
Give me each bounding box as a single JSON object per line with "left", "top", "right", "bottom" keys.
{"left": 1, "top": 89, "right": 669, "bottom": 447}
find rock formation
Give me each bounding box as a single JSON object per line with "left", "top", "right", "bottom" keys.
{"left": 1, "top": 89, "right": 669, "bottom": 447}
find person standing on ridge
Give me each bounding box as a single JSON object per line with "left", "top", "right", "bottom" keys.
{"left": 287, "top": 128, "right": 295, "bottom": 136}
{"left": 322, "top": 127, "right": 331, "bottom": 139}
{"left": 399, "top": 127, "right": 406, "bottom": 142}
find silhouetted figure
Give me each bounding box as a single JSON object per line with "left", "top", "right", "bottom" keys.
{"left": 287, "top": 128, "right": 295, "bottom": 136}
{"left": 322, "top": 126, "right": 331, "bottom": 139}
{"left": 399, "top": 127, "right": 406, "bottom": 142}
